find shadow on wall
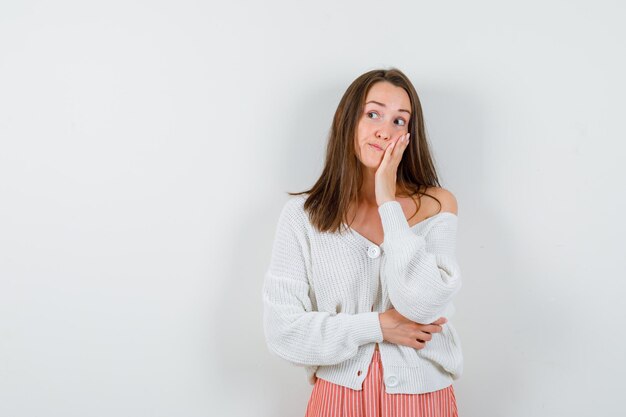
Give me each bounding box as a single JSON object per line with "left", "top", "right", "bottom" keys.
{"left": 207, "top": 80, "right": 340, "bottom": 416}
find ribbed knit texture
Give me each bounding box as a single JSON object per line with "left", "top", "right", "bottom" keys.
{"left": 262, "top": 194, "right": 463, "bottom": 394}
{"left": 305, "top": 350, "right": 458, "bottom": 416}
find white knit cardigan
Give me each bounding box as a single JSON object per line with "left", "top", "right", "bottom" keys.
{"left": 262, "top": 194, "right": 463, "bottom": 394}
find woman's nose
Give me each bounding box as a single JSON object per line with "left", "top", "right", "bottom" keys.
{"left": 376, "top": 129, "right": 390, "bottom": 140}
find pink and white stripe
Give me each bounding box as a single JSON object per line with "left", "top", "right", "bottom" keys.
{"left": 304, "top": 350, "right": 458, "bottom": 417}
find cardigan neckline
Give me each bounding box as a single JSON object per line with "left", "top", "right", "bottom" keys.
{"left": 345, "top": 211, "right": 458, "bottom": 248}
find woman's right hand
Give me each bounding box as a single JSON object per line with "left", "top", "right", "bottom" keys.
{"left": 378, "top": 308, "right": 447, "bottom": 350}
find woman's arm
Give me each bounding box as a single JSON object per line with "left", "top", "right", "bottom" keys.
{"left": 262, "top": 200, "right": 383, "bottom": 367}
{"left": 379, "top": 200, "right": 462, "bottom": 324}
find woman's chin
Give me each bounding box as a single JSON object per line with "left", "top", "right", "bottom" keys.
{"left": 356, "top": 153, "right": 383, "bottom": 171}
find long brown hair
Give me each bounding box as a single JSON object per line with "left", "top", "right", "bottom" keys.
{"left": 288, "top": 67, "right": 442, "bottom": 234}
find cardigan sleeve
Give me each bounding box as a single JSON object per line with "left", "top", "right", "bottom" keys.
{"left": 378, "top": 201, "right": 462, "bottom": 324}
{"left": 262, "top": 199, "right": 383, "bottom": 367}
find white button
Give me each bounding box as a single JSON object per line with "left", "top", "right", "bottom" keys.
{"left": 367, "top": 245, "right": 380, "bottom": 258}
{"left": 385, "top": 375, "right": 398, "bottom": 387}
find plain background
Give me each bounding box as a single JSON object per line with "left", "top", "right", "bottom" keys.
{"left": 1, "top": 1, "right": 625, "bottom": 416}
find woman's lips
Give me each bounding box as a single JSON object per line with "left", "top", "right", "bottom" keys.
{"left": 369, "top": 143, "right": 383, "bottom": 151}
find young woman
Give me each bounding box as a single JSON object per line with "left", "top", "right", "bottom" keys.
{"left": 263, "top": 68, "right": 463, "bottom": 417}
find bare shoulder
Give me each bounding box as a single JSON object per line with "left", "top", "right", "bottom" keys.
{"left": 425, "top": 186, "right": 458, "bottom": 215}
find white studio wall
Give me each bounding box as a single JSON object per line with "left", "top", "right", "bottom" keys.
{"left": 1, "top": 1, "right": 625, "bottom": 416}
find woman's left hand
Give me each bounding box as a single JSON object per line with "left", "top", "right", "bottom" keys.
{"left": 375, "top": 132, "right": 410, "bottom": 206}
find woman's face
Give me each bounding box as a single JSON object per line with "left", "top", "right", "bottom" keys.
{"left": 354, "top": 81, "right": 411, "bottom": 170}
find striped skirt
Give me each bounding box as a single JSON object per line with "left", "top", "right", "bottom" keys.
{"left": 304, "top": 350, "right": 458, "bottom": 417}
